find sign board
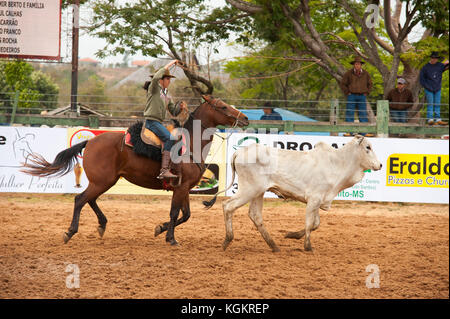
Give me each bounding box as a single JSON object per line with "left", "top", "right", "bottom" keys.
{"left": 0, "top": 0, "right": 61, "bottom": 60}
{"left": 225, "top": 133, "right": 449, "bottom": 204}
{"left": 0, "top": 126, "right": 68, "bottom": 193}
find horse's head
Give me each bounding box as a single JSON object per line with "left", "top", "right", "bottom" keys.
{"left": 201, "top": 95, "right": 249, "bottom": 128}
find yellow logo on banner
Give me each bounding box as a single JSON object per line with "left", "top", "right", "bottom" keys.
{"left": 386, "top": 154, "right": 449, "bottom": 188}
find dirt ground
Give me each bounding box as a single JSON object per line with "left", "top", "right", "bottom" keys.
{"left": 0, "top": 193, "right": 448, "bottom": 299}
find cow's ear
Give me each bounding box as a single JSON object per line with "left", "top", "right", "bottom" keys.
{"left": 355, "top": 134, "right": 364, "bottom": 144}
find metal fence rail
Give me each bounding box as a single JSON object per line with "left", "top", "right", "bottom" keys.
{"left": 0, "top": 92, "right": 448, "bottom": 137}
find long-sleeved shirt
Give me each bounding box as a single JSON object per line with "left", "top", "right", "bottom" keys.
{"left": 386, "top": 88, "right": 414, "bottom": 110}
{"left": 143, "top": 67, "right": 180, "bottom": 122}
{"left": 260, "top": 110, "right": 282, "bottom": 121}
{"left": 419, "top": 62, "right": 449, "bottom": 93}
{"left": 340, "top": 68, "right": 373, "bottom": 96}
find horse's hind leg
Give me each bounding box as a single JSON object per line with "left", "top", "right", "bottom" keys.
{"left": 88, "top": 199, "right": 107, "bottom": 238}
{"left": 64, "top": 183, "right": 114, "bottom": 244}
{"left": 64, "top": 190, "right": 89, "bottom": 244}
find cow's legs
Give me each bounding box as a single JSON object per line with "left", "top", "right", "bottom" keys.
{"left": 285, "top": 204, "right": 321, "bottom": 243}
{"left": 248, "top": 194, "right": 280, "bottom": 252}
{"left": 303, "top": 201, "right": 321, "bottom": 251}
{"left": 222, "top": 191, "right": 254, "bottom": 251}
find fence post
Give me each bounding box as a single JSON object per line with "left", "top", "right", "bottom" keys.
{"left": 88, "top": 115, "right": 99, "bottom": 129}
{"left": 284, "top": 120, "right": 294, "bottom": 134}
{"left": 376, "top": 100, "right": 389, "bottom": 137}
{"left": 329, "top": 99, "right": 339, "bottom": 136}
{"left": 10, "top": 91, "right": 19, "bottom": 125}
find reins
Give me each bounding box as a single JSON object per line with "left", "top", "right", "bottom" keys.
{"left": 182, "top": 98, "right": 244, "bottom": 174}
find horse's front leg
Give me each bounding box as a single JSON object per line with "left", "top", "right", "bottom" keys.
{"left": 154, "top": 193, "right": 190, "bottom": 237}
{"left": 165, "top": 187, "right": 188, "bottom": 246}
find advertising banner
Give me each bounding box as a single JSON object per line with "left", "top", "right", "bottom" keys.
{"left": 66, "top": 127, "right": 228, "bottom": 196}
{"left": 225, "top": 133, "right": 449, "bottom": 204}
{"left": 0, "top": 0, "right": 61, "bottom": 59}
{"left": 0, "top": 126, "right": 68, "bottom": 193}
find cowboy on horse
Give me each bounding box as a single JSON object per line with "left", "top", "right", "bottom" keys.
{"left": 144, "top": 59, "right": 188, "bottom": 179}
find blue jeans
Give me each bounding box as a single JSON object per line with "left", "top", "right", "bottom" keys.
{"left": 145, "top": 120, "right": 175, "bottom": 151}
{"left": 345, "top": 94, "right": 368, "bottom": 123}
{"left": 390, "top": 109, "right": 407, "bottom": 123}
{"left": 424, "top": 89, "right": 442, "bottom": 122}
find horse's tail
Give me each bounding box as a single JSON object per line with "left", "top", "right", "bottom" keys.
{"left": 203, "top": 151, "right": 238, "bottom": 209}
{"left": 21, "top": 140, "right": 88, "bottom": 178}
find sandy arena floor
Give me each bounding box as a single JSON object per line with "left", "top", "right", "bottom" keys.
{"left": 0, "top": 193, "right": 448, "bottom": 299}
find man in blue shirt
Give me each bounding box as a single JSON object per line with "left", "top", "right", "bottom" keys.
{"left": 419, "top": 52, "right": 449, "bottom": 125}
{"left": 260, "top": 103, "right": 282, "bottom": 121}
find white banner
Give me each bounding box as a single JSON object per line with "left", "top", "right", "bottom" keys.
{"left": 0, "top": 0, "right": 61, "bottom": 59}
{"left": 225, "top": 133, "right": 449, "bottom": 204}
{"left": 0, "top": 126, "right": 69, "bottom": 193}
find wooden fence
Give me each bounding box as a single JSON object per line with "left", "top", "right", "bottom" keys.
{"left": 0, "top": 94, "right": 448, "bottom": 137}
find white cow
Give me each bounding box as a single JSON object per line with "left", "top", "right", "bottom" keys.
{"left": 204, "top": 135, "right": 382, "bottom": 252}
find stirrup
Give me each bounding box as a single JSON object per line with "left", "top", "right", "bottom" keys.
{"left": 157, "top": 169, "right": 178, "bottom": 179}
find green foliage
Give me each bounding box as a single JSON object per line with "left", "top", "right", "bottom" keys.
{"left": 0, "top": 60, "right": 59, "bottom": 114}
{"left": 401, "top": 37, "right": 449, "bottom": 69}
{"left": 88, "top": 0, "right": 244, "bottom": 59}
{"left": 78, "top": 74, "right": 108, "bottom": 109}
{"left": 405, "top": 0, "right": 449, "bottom": 37}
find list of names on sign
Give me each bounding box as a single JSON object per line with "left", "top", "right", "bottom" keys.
{"left": 0, "top": 0, "right": 60, "bottom": 59}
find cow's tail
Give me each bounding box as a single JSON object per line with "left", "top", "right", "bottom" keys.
{"left": 203, "top": 151, "right": 238, "bottom": 209}
{"left": 21, "top": 140, "right": 88, "bottom": 178}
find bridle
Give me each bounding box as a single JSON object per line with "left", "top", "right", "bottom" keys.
{"left": 188, "top": 97, "right": 246, "bottom": 140}
{"left": 181, "top": 97, "right": 247, "bottom": 174}
{"left": 206, "top": 98, "right": 247, "bottom": 129}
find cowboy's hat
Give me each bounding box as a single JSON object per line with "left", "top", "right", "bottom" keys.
{"left": 350, "top": 56, "right": 365, "bottom": 65}
{"left": 430, "top": 51, "right": 442, "bottom": 59}
{"left": 148, "top": 69, "right": 176, "bottom": 79}
{"left": 162, "top": 69, "right": 176, "bottom": 79}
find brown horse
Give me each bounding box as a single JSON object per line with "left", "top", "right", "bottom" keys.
{"left": 22, "top": 95, "right": 249, "bottom": 246}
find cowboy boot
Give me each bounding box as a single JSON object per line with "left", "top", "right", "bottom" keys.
{"left": 158, "top": 151, "right": 178, "bottom": 179}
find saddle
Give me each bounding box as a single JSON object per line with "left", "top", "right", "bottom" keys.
{"left": 125, "top": 121, "right": 179, "bottom": 149}
{"left": 123, "top": 121, "right": 185, "bottom": 189}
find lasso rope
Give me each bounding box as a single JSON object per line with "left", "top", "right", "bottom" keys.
{"left": 173, "top": 55, "right": 320, "bottom": 81}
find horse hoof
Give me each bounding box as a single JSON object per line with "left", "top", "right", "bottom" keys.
{"left": 97, "top": 226, "right": 106, "bottom": 238}
{"left": 272, "top": 246, "right": 281, "bottom": 253}
{"left": 63, "top": 232, "right": 71, "bottom": 244}
{"left": 170, "top": 240, "right": 179, "bottom": 246}
{"left": 154, "top": 224, "right": 163, "bottom": 237}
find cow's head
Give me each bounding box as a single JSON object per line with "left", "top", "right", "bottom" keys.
{"left": 354, "top": 135, "right": 382, "bottom": 171}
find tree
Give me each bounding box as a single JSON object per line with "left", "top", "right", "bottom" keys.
{"left": 221, "top": 0, "right": 449, "bottom": 121}
{"left": 0, "top": 61, "right": 59, "bottom": 114}
{"left": 86, "top": 0, "right": 249, "bottom": 96}
{"left": 223, "top": 45, "right": 335, "bottom": 115}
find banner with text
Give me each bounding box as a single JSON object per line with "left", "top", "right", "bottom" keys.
{"left": 224, "top": 133, "right": 449, "bottom": 204}
{"left": 0, "top": 0, "right": 61, "bottom": 59}
{"left": 66, "top": 127, "right": 228, "bottom": 196}
{"left": 0, "top": 126, "right": 68, "bottom": 192}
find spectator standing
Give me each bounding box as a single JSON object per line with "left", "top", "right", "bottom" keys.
{"left": 386, "top": 77, "right": 414, "bottom": 123}
{"left": 260, "top": 102, "right": 282, "bottom": 121}
{"left": 419, "top": 51, "right": 449, "bottom": 125}
{"left": 340, "top": 56, "right": 374, "bottom": 136}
